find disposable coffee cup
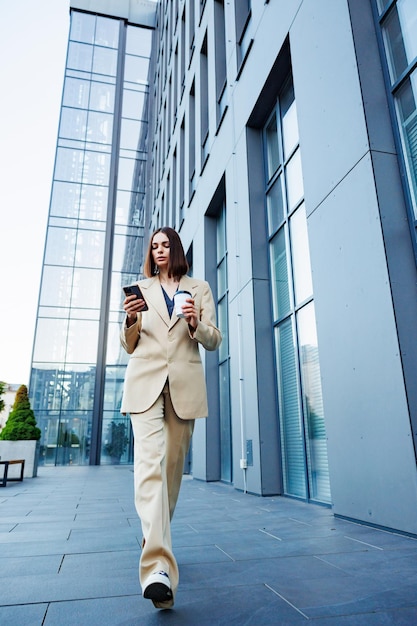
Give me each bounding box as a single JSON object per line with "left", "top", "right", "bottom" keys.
{"left": 174, "top": 290, "right": 192, "bottom": 318}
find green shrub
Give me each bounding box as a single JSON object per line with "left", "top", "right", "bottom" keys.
{"left": 0, "top": 385, "right": 41, "bottom": 441}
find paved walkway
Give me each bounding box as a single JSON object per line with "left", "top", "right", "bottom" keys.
{"left": 1, "top": 466, "right": 417, "bottom": 625}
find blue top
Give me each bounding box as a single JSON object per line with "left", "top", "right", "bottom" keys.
{"left": 161, "top": 286, "right": 175, "bottom": 318}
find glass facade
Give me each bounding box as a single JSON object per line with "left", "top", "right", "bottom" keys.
{"left": 216, "top": 205, "right": 232, "bottom": 482}
{"left": 375, "top": 0, "right": 417, "bottom": 230}
{"left": 264, "top": 76, "right": 331, "bottom": 503}
{"left": 30, "top": 10, "right": 153, "bottom": 466}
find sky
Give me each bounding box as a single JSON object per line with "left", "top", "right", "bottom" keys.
{"left": 0, "top": 0, "right": 70, "bottom": 384}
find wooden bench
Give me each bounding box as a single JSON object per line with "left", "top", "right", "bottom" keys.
{"left": 0, "top": 459, "right": 25, "bottom": 487}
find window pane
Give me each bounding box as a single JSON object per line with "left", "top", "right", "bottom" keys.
{"left": 286, "top": 148, "right": 304, "bottom": 210}
{"left": 87, "top": 111, "right": 113, "bottom": 144}
{"left": 275, "top": 320, "right": 306, "bottom": 498}
{"left": 33, "top": 318, "right": 69, "bottom": 362}
{"left": 270, "top": 228, "right": 290, "bottom": 320}
{"left": 126, "top": 25, "right": 153, "bottom": 56}
{"left": 217, "top": 298, "right": 229, "bottom": 363}
{"left": 217, "top": 257, "right": 227, "bottom": 299}
{"left": 383, "top": 0, "right": 417, "bottom": 83}
{"left": 120, "top": 119, "right": 142, "bottom": 150}
{"left": 282, "top": 100, "right": 299, "bottom": 160}
{"left": 219, "top": 359, "right": 232, "bottom": 482}
{"left": 267, "top": 175, "right": 284, "bottom": 234}
{"left": 122, "top": 89, "right": 146, "bottom": 119}
{"left": 93, "top": 46, "right": 118, "bottom": 77}
{"left": 265, "top": 113, "right": 280, "bottom": 181}
{"left": 290, "top": 203, "right": 313, "bottom": 304}
{"left": 60, "top": 108, "right": 87, "bottom": 140}
{"left": 68, "top": 41, "right": 93, "bottom": 72}
{"left": 125, "top": 55, "right": 151, "bottom": 83}
{"left": 74, "top": 230, "right": 105, "bottom": 268}
{"left": 71, "top": 268, "right": 102, "bottom": 309}
{"left": 95, "top": 16, "right": 119, "bottom": 48}
{"left": 66, "top": 319, "right": 99, "bottom": 363}
{"left": 63, "top": 77, "right": 90, "bottom": 109}
{"left": 55, "top": 147, "right": 84, "bottom": 182}
{"left": 395, "top": 71, "right": 417, "bottom": 218}
{"left": 90, "top": 82, "right": 116, "bottom": 113}
{"left": 39, "top": 266, "right": 73, "bottom": 308}
{"left": 50, "top": 182, "right": 81, "bottom": 218}
{"left": 80, "top": 185, "right": 108, "bottom": 221}
{"left": 44, "top": 227, "right": 77, "bottom": 266}
{"left": 70, "top": 12, "right": 95, "bottom": 44}
{"left": 82, "top": 151, "right": 110, "bottom": 185}
{"left": 297, "top": 303, "right": 330, "bottom": 503}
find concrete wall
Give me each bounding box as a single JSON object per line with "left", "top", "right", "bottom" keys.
{"left": 291, "top": 0, "right": 417, "bottom": 533}
{"left": 150, "top": 0, "right": 417, "bottom": 533}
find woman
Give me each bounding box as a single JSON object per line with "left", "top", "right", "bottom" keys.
{"left": 120, "top": 226, "right": 222, "bottom": 609}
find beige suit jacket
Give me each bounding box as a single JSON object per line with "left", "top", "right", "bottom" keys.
{"left": 120, "top": 275, "right": 222, "bottom": 419}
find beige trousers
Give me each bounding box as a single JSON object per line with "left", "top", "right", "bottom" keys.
{"left": 130, "top": 381, "right": 194, "bottom": 599}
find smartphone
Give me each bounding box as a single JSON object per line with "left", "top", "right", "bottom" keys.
{"left": 122, "top": 284, "right": 149, "bottom": 310}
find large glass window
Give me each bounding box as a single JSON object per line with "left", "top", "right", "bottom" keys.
{"left": 30, "top": 13, "right": 153, "bottom": 468}
{"left": 263, "top": 76, "right": 330, "bottom": 504}
{"left": 217, "top": 204, "right": 232, "bottom": 482}
{"left": 375, "top": 0, "right": 417, "bottom": 228}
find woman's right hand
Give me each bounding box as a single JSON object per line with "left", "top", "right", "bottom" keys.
{"left": 124, "top": 294, "right": 147, "bottom": 326}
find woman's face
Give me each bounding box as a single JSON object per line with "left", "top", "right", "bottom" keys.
{"left": 151, "top": 232, "right": 170, "bottom": 271}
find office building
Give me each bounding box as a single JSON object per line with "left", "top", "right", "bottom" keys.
{"left": 30, "top": 0, "right": 417, "bottom": 535}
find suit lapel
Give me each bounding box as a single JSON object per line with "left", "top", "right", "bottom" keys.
{"left": 141, "top": 277, "right": 171, "bottom": 327}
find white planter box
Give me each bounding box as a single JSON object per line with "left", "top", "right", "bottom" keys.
{"left": 0, "top": 440, "right": 40, "bottom": 478}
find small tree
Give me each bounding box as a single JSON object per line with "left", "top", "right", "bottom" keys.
{"left": 0, "top": 385, "right": 41, "bottom": 441}
{"left": 105, "top": 421, "right": 128, "bottom": 462}
{"left": 0, "top": 381, "right": 6, "bottom": 415}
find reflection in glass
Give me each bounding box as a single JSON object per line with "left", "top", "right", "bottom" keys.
{"left": 63, "top": 77, "right": 90, "bottom": 108}
{"left": 395, "top": 72, "right": 417, "bottom": 218}
{"left": 60, "top": 108, "right": 87, "bottom": 140}
{"left": 50, "top": 182, "right": 81, "bottom": 218}
{"left": 120, "top": 119, "right": 142, "bottom": 150}
{"left": 65, "top": 319, "right": 99, "bottom": 363}
{"left": 290, "top": 203, "right": 313, "bottom": 305}
{"left": 93, "top": 46, "right": 118, "bottom": 76}
{"left": 297, "top": 303, "right": 330, "bottom": 503}
{"left": 122, "top": 89, "right": 146, "bottom": 120}
{"left": 33, "top": 318, "right": 69, "bottom": 363}
{"left": 217, "top": 299, "right": 229, "bottom": 363}
{"left": 282, "top": 100, "right": 299, "bottom": 160}
{"left": 267, "top": 175, "right": 284, "bottom": 234}
{"left": 90, "top": 81, "right": 116, "bottom": 112}
{"left": 126, "top": 25, "right": 153, "bottom": 56}
{"left": 39, "top": 266, "right": 73, "bottom": 308}
{"left": 71, "top": 268, "right": 102, "bottom": 309}
{"left": 55, "top": 147, "right": 84, "bottom": 182}
{"left": 219, "top": 360, "right": 232, "bottom": 482}
{"left": 67, "top": 41, "right": 93, "bottom": 72}
{"left": 95, "top": 16, "right": 119, "bottom": 48}
{"left": 86, "top": 111, "right": 113, "bottom": 144}
{"left": 80, "top": 184, "right": 108, "bottom": 221}
{"left": 383, "top": 0, "right": 417, "bottom": 83}
{"left": 44, "top": 227, "right": 77, "bottom": 266}
{"left": 270, "top": 228, "right": 290, "bottom": 320}
{"left": 70, "top": 11, "right": 95, "bottom": 44}
{"left": 217, "top": 256, "right": 227, "bottom": 299}
{"left": 82, "top": 151, "right": 110, "bottom": 185}
{"left": 74, "top": 230, "right": 105, "bottom": 268}
{"left": 125, "top": 55, "right": 151, "bottom": 83}
{"left": 285, "top": 148, "right": 304, "bottom": 211}
{"left": 275, "top": 320, "right": 306, "bottom": 498}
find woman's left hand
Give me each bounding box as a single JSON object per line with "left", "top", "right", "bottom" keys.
{"left": 182, "top": 298, "right": 198, "bottom": 331}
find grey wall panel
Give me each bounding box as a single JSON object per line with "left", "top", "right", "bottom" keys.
{"left": 308, "top": 155, "right": 417, "bottom": 534}
{"left": 290, "top": 0, "right": 369, "bottom": 216}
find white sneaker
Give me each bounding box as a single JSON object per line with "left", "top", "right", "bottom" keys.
{"left": 143, "top": 571, "right": 172, "bottom": 604}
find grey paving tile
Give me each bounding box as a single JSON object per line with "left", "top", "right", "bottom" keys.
{"left": 0, "top": 603, "right": 48, "bottom": 626}
{"left": 0, "top": 554, "right": 62, "bottom": 577}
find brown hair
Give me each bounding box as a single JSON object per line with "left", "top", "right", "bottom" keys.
{"left": 143, "top": 227, "right": 189, "bottom": 279}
